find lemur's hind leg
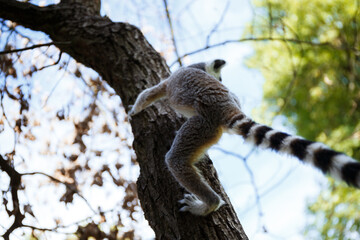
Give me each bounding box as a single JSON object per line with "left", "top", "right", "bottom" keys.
{"left": 165, "top": 115, "right": 225, "bottom": 216}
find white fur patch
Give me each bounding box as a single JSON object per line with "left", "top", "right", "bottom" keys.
{"left": 232, "top": 118, "right": 251, "bottom": 130}
{"left": 279, "top": 136, "right": 299, "bottom": 155}
{"left": 227, "top": 118, "right": 249, "bottom": 135}
{"left": 205, "top": 60, "right": 222, "bottom": 80}
{"left": 329, "top": 154, "right": 356, "bottom": 181}
{"left": 303, "top": 142, "right": 327, "bottom": 164}
{"left": 258, "top": 129, "right": 279, "bottom": 148}
{"left": 245, "top": 124, "right": 263, "bottom": 145}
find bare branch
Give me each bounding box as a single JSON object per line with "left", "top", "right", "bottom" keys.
{"left": 21, "top": 171, "right": 97, "bottom": 214}
{"left": 214, "top": 147, "right": 267, "bottom": 232}
{"left": 274, "top": 35, "right": 304, "bottom": 116}
{"left": 42, "top": 56, "right": 70, "bottom": 107}
{"left": 0, "top": 42, "right": 70, "bottom": 55}
{"left": 0, "top": 0, "right": 54, "bottom": 32}
{"left": 175, "top": 0, "right": 200, "bottom": 19}
{"left": 23, "top": 208, "right": 121, "bottom": 235}
{"left": 0, "top": 155, "right": 24, "bottom": 240}
{"left": 205, "top": 0, "right": 230, "bottom": 46}
{"left": 171, "top": 37, "right": 360, "bottom": 67}
{"left": 163, "top": 0, "right": 182, "bottom": 66}
{"left": 267, "top": 0, "right": 273, "bottom": 38}
{"left": 38, "top": 51, "right": 63, "bottom": 71}
{"left": 259, "top": 167, "right": 296, "bottom": 198}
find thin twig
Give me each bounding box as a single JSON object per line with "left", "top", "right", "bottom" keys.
{"left": 275, "top": 37, "right": 301, "bottom": 115}
{"left": 22, "top": 224, "right": 75, "bottom": 236}
{"left": 205, "top": 0, "right": 230, "bottom": 46}
{"left": 247, "top": 0, "right": 257, "bottom": 37}
{"left": 0, "top": 42, "right": 70, "bottom": 55}
{"left": 259, "top": 167, "right": 296, "bottom": 198}
{"left": 267, "top": 0, "right": 273, "bottom": 38}
{"left": 42, "top": 56, "right": 70, "bottom": 108}
{"left": 38, "top": 51, "right": 63, "bottom": 71}
{"left": 175, "top": 0, "right": 199, "bottom": 19}
{"left": 240, "top": 166, "right": 297, "bottom": 218}
{"left": 0, "top": 86, "right": 17, "bottom": 153}
{"left": 214, "top": 147, "right": 267, "bottom": 232}
{"left": 163, "top": 0, "right": 182, "bottom": 66}
{"left": 24, "top": 207, "right": 121, "bottom": 236}
{"left": 22, "top": 171, "right": 97, "bottom": 214}
{"left": 170, "top": 37, "right": 359, "bottom": 67}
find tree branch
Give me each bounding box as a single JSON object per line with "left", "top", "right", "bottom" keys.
{"left": 38, "top": 51, "right": 63, "bottom": 70}
{"left": 171, "top": 37, "right": 360, "bottom": 67}
{"left": 21, "top": 171, "right": 97, "bottom": 214}
{"left": 214, "top": 147, "right": 267, "bottom": 232}
{"left": 205, "top": 0, "right": 230, "bottom": 46}
{"left": 0, "top": 155, "right": 25, "bottom": 240}
{"left": 163, "top": 0, "right": 182, "bottom": 66}
{"left": 0, "top": 0, "right": 54, "bottom": 32}
{"left": 0, "top": 42, "right": 70, "bottom": 55}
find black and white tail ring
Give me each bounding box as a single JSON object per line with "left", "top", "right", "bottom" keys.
{"left": 230, "top": 115, "right": 360, "bottom": 188}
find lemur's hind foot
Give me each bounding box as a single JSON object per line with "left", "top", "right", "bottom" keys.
{"left": 179, "top": 194, "right": 225, "bottom": 216}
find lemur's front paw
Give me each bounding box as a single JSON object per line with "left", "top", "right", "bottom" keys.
{"left": 179, "top": 194, "right": 224, "bottom": 216}
{"left": 128, "top": 105, "right": 136, "bottom": 116}
{"left": 128, "top": 105, "right": 142, "bottom": 120}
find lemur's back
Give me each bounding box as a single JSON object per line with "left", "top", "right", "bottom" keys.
{"left": 166, "top": 67, "right": 239, "bottom": 121}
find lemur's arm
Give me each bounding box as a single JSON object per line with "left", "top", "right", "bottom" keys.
{"left": 128, "top": 80, "right": 167, "bottom": 116}
{"left": 129, "top": 59, "right": 226, "bottom": 117}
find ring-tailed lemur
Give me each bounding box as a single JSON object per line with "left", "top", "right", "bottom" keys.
{"left": 129, "top": 59, "right": 360, "bottom": 216}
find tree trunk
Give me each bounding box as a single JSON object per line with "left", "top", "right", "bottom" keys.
{"left": 0, "top": 1, "right": 248, "bottom": 239}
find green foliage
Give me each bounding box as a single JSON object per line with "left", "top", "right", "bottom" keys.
{"left": 246, "top": 0, "right": 360, "bottom": 238}
{"left": 305, "top": 180, "right": 360, "bottom": 239}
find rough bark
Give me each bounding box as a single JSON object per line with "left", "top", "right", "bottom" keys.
{"left": 0, "top": 1, "right": 248, "bottom": 239}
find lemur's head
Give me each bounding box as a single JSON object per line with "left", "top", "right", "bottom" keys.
{"left": 188, "top": 59, "right": 226, "bottom": 81}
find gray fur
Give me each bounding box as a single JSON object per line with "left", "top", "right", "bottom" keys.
{"left": 129, "top": 59, "right": 360, "bottom": 216}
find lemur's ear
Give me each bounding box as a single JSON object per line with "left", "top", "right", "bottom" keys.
{"left": 213, "top": 59, "right": 226, "bottom": 71}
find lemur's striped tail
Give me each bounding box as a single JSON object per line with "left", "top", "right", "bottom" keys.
{"left": 229, "top": 114, "right": 360, "bottom": 188}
